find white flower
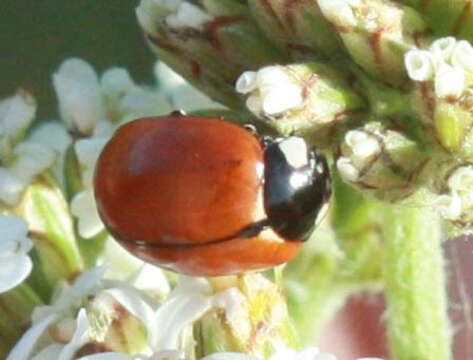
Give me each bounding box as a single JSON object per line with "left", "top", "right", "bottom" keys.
{"left": 53, "top": 58, "right": 107, "bottom": 135}
{"left": 236, "top": 66, "right": 303, "bottom": 116}
{"left": 149, "top": 276, "right": 244, "bottom": 351}
{"left": 336, "top": 129, "right": 381, "bottom": 183}
{"left": 404, "top": 50, "right": 435, "bottom": 81}
{"left": 317, "top": 0, "right": 361, "bottom": 27}
{"left": 74, "top": 137, "right": 108, "bottom": 187}
{"left": 154, "top": 62, "right": 187, "bottom": 92}
{"left": 0, "top": 215, "right": 33, "bottom": 293}
{"left": 29, "top": 122, "right": 72, "bottom": 188}
{"left": 165, "top": 2, "right": 213, "bottom": 30}
{"left": 451, "top": 39, "right": 473, "bottom": 72}
{"left": 70, "top": 188, "right": 104, "bottom": 239}
{"left": 10, "top": 141, "right": 56, "bottom": 183}
{"left": 434, "top": 64, "right": 465, "bottom": 99}
{"left": 428, "top": 37, "right": 456, "bottom": 65}
{"left": 0, "top": 90, "right": 36, "bottom": 143}
{"left": 0, "top": 167, "right": 26, "bottom": 205}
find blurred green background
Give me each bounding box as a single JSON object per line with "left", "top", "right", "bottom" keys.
{"left": 0, "top": 1, "right": 156, "bottom": 119}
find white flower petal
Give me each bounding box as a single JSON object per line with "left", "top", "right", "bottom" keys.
{"left": 451, "top": 40, "right": 473, "bottom": 72}
{"left": 317, "top": 0, "right": 358, "bottom": 27}
{"left": 404, "top": 50, "right": 435, "bottom": 81}
{"left": 72, "top": 265, "right": 107, "bottom": 295}
{"left": 154, "top": 62, "right": 186, "bottom": 92}
{"left": 129, "top": 263, "right": 170, "bottom": 298}
{"left": 211, "top": 287, "right": 245, "bottom": 321}
{"left": 246, "top": 95, "right": 262, "bottom": 115}
{"left": 0, "top": 214, "right": 29, "bottom": 244}
{"left": 0, "top": 90, "right": 36, "bottom": 141}
{"left": 336, "top": 157, "right": 360, "bottom": 182}
{"left": 10, "top": 142, "right": 56, "bottom": 182}
{"left": 58, "top": 309, "right": 90, "bottom": 360}
{"left": 76, "top": 353, "right": 133, "bottom": 360}
{"left": 6, "top": 314, "right": 59, "bottom": 360}
{"left": 166, "top": 2, "right": 213, "bottom": 30}
{"left": 70, "top": 189, "right": 104, "bottom": 239}
{"left": 448, "top": 166, "right": 473, "bottom": 191}
{"left": 118, "top": 88, "right": 173, "bottom": 123}
{"left": 53, "top": 58, "right": 106, "bottom": 134}
{"left": 104, "top": 286, "right": 157, "bottom": 330}
{"left": 0, "top": 168, "right": 24, "bottom": 205}
{"left": 101, "top": 68, "right": 136, "bottom": 106}
{"left": 74, "top": 137, "right": 108, "bottom": 186}
{"left": 32, "top": 344, "right": 64, "bottom": 360}
{"left": 261, "top": 84, "right": 303, "bottom": 115}
{"left": 151, "top": 293, "right": 212, "bottom": 350}
{"left": 29, "top": 122, "right": 72, "bottom": 153}
{"left": 235, "top": 71, "right": 258, "bottom": 94}
{"left": 434, "top": 64, "right": 465, "bottom": 98}
{"left": 429, "top": 37, "right": 456, "bottom": 65}
{"left": 256, "top": 66, "right": 292, "bottom": 90}
{"left": 170, "top": 84, "right": 224, "bottom": 112}
{"left": 0, "top": 255, "right": 33, "bottom": 293}
{"left": 434, "top": 194, "right": 462, "bottom": 220}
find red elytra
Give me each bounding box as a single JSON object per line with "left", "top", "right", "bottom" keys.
{"left": 94, "top": 115, "right": 302, "bottom": 276}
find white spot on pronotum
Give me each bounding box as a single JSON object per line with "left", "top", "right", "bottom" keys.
{"left": 404, "top": 50, "right": 435, "bottom": 82}
{"left": 289, "top": 172, "right": 309, "bottom": 189}
{"left": 278, "top": 137, "right": 308, "bottom": 168}
{"left": 235, "top": 71, "right": 258, "bottom": 94}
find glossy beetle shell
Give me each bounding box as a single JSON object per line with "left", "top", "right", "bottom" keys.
{"left": 94, "top": 115, "right": 302, "bottom": 276}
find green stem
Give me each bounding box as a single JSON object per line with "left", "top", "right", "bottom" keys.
{"left": 382, "top": 195, "right": 452, "bottom": 360}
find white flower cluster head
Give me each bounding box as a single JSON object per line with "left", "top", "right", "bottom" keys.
{"left": 7, "top": 267, "right": 243, "bottom": 360}
{"left": 0, "top": 91, "right": 56, "bottom": 205}
{"left": 435, "top": 166, "right": 473, "bottom": 222}
{"left": 7, "top": 264, "right": 385, "bottom": 360}
{"left": 0, "top": 215, "right": 33, "bottom": 293}
{"left": 236, "top": 66, "right": 304, "bottom": 117}
{"left": 336, "top": 129, "right": 381, "bottom": 183}
{"left": 405, "top": 37, "right": 473, "bottom": 99}
{"left": 53, "top": 58, "right": 222, "bottom": 239}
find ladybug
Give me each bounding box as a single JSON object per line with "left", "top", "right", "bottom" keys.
{"left": 94, "top": 114, "right": 331, "bottom": 276}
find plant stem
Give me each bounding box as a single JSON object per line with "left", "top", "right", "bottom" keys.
{"left": 382, "top": 195, "right": 452, "bottom": 360}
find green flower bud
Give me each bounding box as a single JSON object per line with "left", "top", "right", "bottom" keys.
{"left": 195, "top": 273, "right": 297, "bottom": 358}
{"left": 405, "top": 37, "right": 473, "bottom": 161}
{"left": 336, "top": 122, "right": 428, "bottom": 201}
{"left": 247, "top": 0, "right": 342, "bottom": 57}
{"left": 136, "top": 0, "right": 288, "bottom": 109}
{"left": 317, "top": 0, "right": 428, "bottom": 87}
{"left": 15, "top": 175, "right": 83, "bottom": 298}
{"left": 235, "top": 62, "right": 365, "bottom": 147}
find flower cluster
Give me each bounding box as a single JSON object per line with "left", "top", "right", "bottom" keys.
{"left": 405, "top": 37, "right": 473, "bottom": 99}
{"left": 7, "top": 266, "right": 384, "bottom": 360}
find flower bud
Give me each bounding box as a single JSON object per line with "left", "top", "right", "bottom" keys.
{"left": 336, "top": 122, "right": 428, "bottom": 201}
{"left": 196, "top": 273, "right": 296, "bottom": 358}
{"left": 136, "top": 0, "right": 288, "bottom": 109}
{"left": 317, "top": 0, "right": 428, "bottom": 87}
{"left": 247, "top": 0, "right": 342, "bottom": 57}
{"left": 236, "top": 63, "right": 365, "bottom": 147}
